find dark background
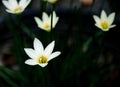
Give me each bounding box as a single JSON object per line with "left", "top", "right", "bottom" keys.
{"left": 0, "top": 0, "right": 120, "bottom": 87}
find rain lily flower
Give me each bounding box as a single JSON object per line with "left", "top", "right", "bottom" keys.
{"left": 34, "top": 11, "right": 59, "bottom": 32}
{"left": 2, "top": 0, "right": 31, "bottom": 14}
{"left": 93, "top": 10, "right": 116, "bottom": 31}
{"left": 24, "top": 38, "right": 61, "bottom": 67}
{"left": 43, "top": 0, "right": 57, "bottom": 4}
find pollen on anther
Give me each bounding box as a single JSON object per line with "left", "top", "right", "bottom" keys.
{"left": 37, "top": 55, "right": 48, "bottom": 64}
{"left": 101, "top": 21, "right": 109, "bottom": 29}
{"left": 43, "top": 23, "right": 50, "bottom": 30}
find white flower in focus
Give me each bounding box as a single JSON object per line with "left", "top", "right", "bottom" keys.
{"left": 43, "top": 0, "right": 57, "bottom": 4}
{"left": 24, "top": 38, "right": 61, "bottom": 67}
{"left": 93, "top": 10, "right": 116, "bottom": 31}
{"left": 34, "top": 11, "right": 59, "bottom": 32}
{"left": 2, "top": 0, "right": 31, "bottom": 14}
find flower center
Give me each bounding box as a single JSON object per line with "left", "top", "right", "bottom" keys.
{"left": 13, "top": 6, "right": 23, "bottom": 14}
{"left": 37, "top": 55, "right": 48, "bottom": 64}
{"left": 101, "top": 21, "right": 109, "bottom": 29}
{"left": 43, "top": 23, "right": 51, "bottom": 31}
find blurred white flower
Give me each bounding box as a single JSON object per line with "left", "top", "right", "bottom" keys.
{"left": 43, "top": 0, "right": 57, "bottom": 4}
{"left": 34, "top": 11, "right": 59, "bottom": 32}
{"left": 2, "top": 0, "right": 31, "bottom": 14}
{"left": 24, "top": 38, "right": 61, "bottom": 67}
{"left": 93, "top": 10, "right": 116, "bottom": 31}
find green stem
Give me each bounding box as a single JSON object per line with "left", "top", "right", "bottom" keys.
{"left": 6, "top": 14, "right": 24, "bottom": 73}
{"left": 41, "top": 68, "right": 53, "bottom": 87}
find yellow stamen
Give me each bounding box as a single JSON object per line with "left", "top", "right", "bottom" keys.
{"left": 101, "top": 21, "right": 109, "bottom": 29}
{"left": 37, "top": 55, "right": 48, "bottom": 64}
{"left": 43, "top": 23, "right": 51, "bottom": 31}
{"left": 13, "top": 6, "right": 23, "bottom": 14}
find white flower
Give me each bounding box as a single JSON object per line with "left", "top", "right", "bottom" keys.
{"left": 34, "top": 11, "right": 59, "bottom": 32}
{"left": 43, "top": 0, "right": 57, "bottom": 4}
{"left": 24, "top": 38, "right": 61, "bottom": 67}
{"left": 93, "top": 10, "right": 116, "bottom": 31}
{"left": 2, "top": 0, "right": 31, "bottom": 14}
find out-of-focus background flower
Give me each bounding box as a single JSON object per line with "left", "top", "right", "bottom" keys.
{"left": 0, "top": 0, "right": 120, "bottom": 87}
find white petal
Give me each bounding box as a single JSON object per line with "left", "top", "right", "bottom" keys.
{"left": 101, "top": 10, "right": 107, "bottom": 21}
{"left": 35, "top": 17, "right": 50, "bottom": 31}
{"left": 20, "top": 0, "right": 31, "bottom": 8}
{"left": 6, "top": 9, "right": 24, "bottom": 14}
{"left": 108, "top": 12, "right": 115, "bottom": 25}
{"left": 24, "top": 48, "right": 38, "bottom": 59}
{"left": 25, "top": 59, "right": 37, "bottom": 65}
{"left": 2, "top": 0, "right": 13, "bottom": 10}
{"left": 110, "top": 25, "right": 116, "bottom": 28}
{"left": 34, "top": 38, "right": 44, "bottom": 55}
{"left": 25, "top": 0, "right": 31, "bottom": 8}
{"left": 5, "top": 9, "right": 15, "bottom": 14}
{"left": 19, "top": 0, "right": 26, "bottom": 8}
{"left": 101, "top": 28, "right": 110, "bottom": 31}
{"left": 48, "top": 51, "right": 61, "bottom": 61}
{"left": 9, "top": 0, "right": 18, "bottom": 8}
{"left": 44, "top": 41, "right": 55, "bottom": 56}
{"left": 93, "top": 15, "right": 101, "bottom": 24}
{"left": 95, "top": 24, "right": 103, "bottom": 30}
{"left": 42, "top": 12, "right": 50, "bottom": 22}
{"left": 19, "top": 0, "right": 27, "bottom": 6}
{"left": 38, "top": 63, "right": 48, "bottom": 67}
{"left": 52, "top": 11, "right": 59, "bottom": 28}
{"left": 34, "top": 17, "right": 44, "bottom": 29}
